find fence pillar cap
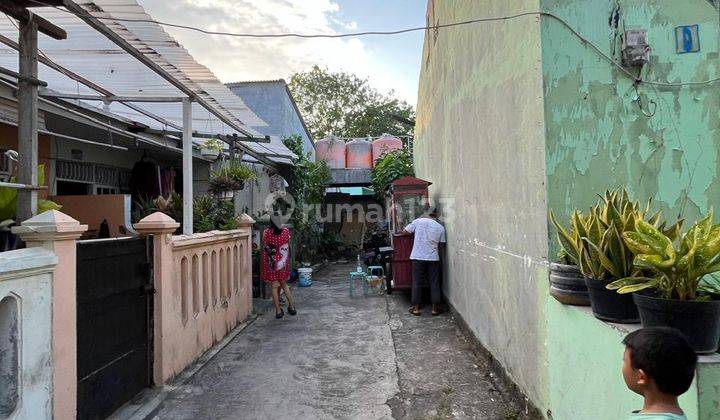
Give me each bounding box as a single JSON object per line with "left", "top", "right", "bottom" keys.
{"left": 12, "top": 210, "right": 88, "bottom": 241}
{"left": 236, "top": 213, "right": 255, "bottom": 227}
{"left": 134, "top": 212, "right": 179, "bottom": 236}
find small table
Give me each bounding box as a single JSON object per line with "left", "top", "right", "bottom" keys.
{"left": 367, "top": 265, "right": 385, "bottom": 277}
{"left": 348, "top": 271, "right": 368, "bottom": 297}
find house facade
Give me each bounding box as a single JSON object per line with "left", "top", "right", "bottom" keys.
{"left": 0, "top": 1, "right": 285, "bottom": 419}
{"left": 226, "top": 80, "right": 314, "bottom": 218}
{"left": 227, "top": 80, "right": 315, "bottom": 160}
{"left": 415, "top": 1, "right": 720, "bottom": 418}
{"left": 0, "top": 2, "right": 297, "bottom": 237}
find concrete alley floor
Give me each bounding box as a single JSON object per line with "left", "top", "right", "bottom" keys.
{"left": 147, "top": 263, "right": 535, "bottom": 420}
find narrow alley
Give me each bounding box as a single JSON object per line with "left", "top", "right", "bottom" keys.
{"left": 146, "top": 263, "right": 533, "bottom": 420}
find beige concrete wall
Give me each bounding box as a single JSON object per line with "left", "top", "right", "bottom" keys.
{"left": 14, "top": 210, "right": 87, "bottom": 420}
{"left": 51, "top": 194, "right": 131, "bottom": 237}
{"left": 136, "top": 213, "right": 254, "bottom": 384}
{"left": 414, "top": 0, "right": 549, "bottom": 410}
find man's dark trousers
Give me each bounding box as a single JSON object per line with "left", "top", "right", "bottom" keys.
{"left": 411, "top": 259, "right": 441, "bottom": 306}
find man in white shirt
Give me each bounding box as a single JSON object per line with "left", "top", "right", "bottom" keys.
{"left": 403, "top": 207, "right": 446, "bottom": 316}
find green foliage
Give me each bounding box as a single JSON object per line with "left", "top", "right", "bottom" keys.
{"left": 202, "top": 138, "right": 223, "bottom": 152}
{"left": 208, "top": 162, "right": 256, "bottom": 196}
{"left": 132, "top": 192, "right": 236, "bottom": 233}
{"left": 155, "top": 193, "right": 183, "bottom": 221}
{"left": 192, "top": 196, "right": 215, "bottom": 233}
{"left": 192, "top": 196, "right": 237, "bottom": 233}
{"left": 208, "top": 176, "right": 241, "bottom": 196}
{"left": 132, "top": 193, "right": 183, "bottom": 224}
{"left": 0, "top": 164, "right": 61, "bottom": 222}
{"left": 371, "top": 147, "right": 414, "bottom": 199}
{"left": 132, "top": 195, "right": 157, "bottom": 224}
{"left": 550, "top": 188, "right": 682, "bottom": 280}
{"left": 288, "top": 65, "right": 415, "bottom": 139}
{"left": 549, "top": 209, "right": 588, "bottom": 266}
{"left": 283, "top": 134, "right": 332, "bottom": 233}
{"left": 297, "top": 228, "right": 348, "bottom": 264}
{"left": 608, "top": 210, "right": 720, "bottom": 300}
{"left": 214, "top": 162, "right": 257, "bottom": 185}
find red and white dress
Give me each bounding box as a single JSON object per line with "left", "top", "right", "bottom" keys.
{"left": 261, "top": 227, "right": 291, "bottom": 283}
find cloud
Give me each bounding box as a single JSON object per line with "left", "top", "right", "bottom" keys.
{"left": 138, "top": 0, "right": 415, "bottom": 104}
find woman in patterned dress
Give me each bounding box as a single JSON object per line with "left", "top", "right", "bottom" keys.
{"left": 261, "top": 213, "right": 297, "bottom": 319}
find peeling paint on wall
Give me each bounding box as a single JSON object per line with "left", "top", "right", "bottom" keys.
{"left": 0, "top": 295, "right": 19, "bottom": 417}
{"left": 416, "top": 0, "right": 720, "bottom": 414}
{"left": 542, "top": 0, "right": 720, "bottom": 256}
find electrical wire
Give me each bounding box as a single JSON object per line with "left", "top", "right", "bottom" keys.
{"left": 26, "top": 1, "right": 720, "bottom": 89}
{"left": 3, "top": 11, "right": 283, "bottom": 161}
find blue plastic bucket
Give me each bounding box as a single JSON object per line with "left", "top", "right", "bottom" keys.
{"left": 298, "top": 267, "right": 313, "bottom": 287}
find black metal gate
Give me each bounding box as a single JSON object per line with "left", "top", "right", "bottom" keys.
{"left": 76, "top": 237, "right": 153, "bottom": 420}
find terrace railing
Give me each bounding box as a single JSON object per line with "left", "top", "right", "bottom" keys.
{"left": 134, "top": 212, "right": 254, "bottom": 384}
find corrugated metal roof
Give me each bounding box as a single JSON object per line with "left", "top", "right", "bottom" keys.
{"left": 225, "top": 80, "right": 286, "bottom": 88}
{"left": 0, "top": 0, "right": 297, "bottom": 164}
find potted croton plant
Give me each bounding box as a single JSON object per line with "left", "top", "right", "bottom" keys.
{"left": 549, "top": 210, "right": 591, "bottom": 306}
{"left": 608, "top": 212, "right": 720, "bottom": 353}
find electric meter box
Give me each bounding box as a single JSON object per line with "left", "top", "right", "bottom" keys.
{"left": 621, "top": 29, "right": 650, "bottom": 67}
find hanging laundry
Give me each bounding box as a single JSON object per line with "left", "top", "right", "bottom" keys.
{"left": 129, "top": 157, "right": 161, "bottom": 203}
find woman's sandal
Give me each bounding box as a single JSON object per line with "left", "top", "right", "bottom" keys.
{"left": 431, "top": 308, "right": 445, "bottom": 316}
{"left": 275, "top": 308, "right": 284, "bottom": 319}
{"left": 287, "top": 305, "right": 297, "bottom": 316}
{"left": 408, "top": 307, "right": 422, "bottom": 316}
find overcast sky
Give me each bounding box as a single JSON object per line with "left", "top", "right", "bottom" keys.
{"left": 140, "top": 0, "right": 426, "bottom": 106}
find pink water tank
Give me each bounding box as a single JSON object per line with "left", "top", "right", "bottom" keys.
{"left": 345, "top": 138, "right": 373, "bottom": 169}
{"left": 315, "top": 137, "right": 346, "bottom": 168}
{"left": 372, "top": 133, "right": 403, "bottom": 164}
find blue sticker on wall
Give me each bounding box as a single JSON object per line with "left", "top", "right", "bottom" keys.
{"left": 675, "top": 25, "right": 700, "bottom": 54}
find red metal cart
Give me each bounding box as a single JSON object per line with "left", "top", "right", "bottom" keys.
{"left": 388, "top": 176, "right": 431, "bottom": 292}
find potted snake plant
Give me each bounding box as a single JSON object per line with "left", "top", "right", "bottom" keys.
{"left": 608, "top": 212, "right": 720, "bottom": 353}
{"left": 549, "top": 210, "right": 591, "bottom": 306}
{"left": 576, "top": 189, "right": 682, "bottom": 323}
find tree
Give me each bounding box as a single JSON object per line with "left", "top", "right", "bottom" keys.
{"left": 371, "top": 147, "right": 415, "bottom": 200}
{"left": 288, "top": 65, "right": 415, "bottom": 139}
{"left": 282, "top": 134, "right": 332, "bottom": 231}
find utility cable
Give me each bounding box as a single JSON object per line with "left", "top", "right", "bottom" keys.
{"left": 26, "top": 1, "right": 720, "bottom": 89}
{"left": 3, "top": 11, "right": 282, "bottom": 159}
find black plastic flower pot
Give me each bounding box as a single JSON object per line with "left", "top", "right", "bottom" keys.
{"left": 585, "top": 277, "right": 639, "bottom": 323}
{"left": 549, "top": 263, "right": 590, "bottom": 306}
{"left": 633, "top": 292, "right": 720, "bottom": 354}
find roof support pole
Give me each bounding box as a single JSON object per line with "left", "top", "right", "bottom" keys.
{"left": 17, "top": 16, "right": 38, "bottom": 222}
{"left": 182, "top": 97, "right": 193, "bottom": 235}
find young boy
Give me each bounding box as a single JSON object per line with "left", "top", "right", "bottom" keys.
{"left": 622, "top": 327, "right": 697, "bottom": 419}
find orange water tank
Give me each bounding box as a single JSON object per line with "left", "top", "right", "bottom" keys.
{"left": 345, "top": 138, "right": 373, "bottom": 169}
{"left": 315, "top": 137, "right": 346, "bottom": 168}
{"left": 372, "top": 133, "right": 403, "bottom": 164}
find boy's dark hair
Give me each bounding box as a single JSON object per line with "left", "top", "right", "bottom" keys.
{"left": 623, "top": 327, "right": 697, "bottom": 395}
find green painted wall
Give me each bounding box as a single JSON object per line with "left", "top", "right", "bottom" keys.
{"left": 541, "top": 3, "right": 720, "bottom": 417}
{"left": 415, "top": 0, "right": 550, "bottom": 412}
{"left": 416, "top": 1, "right": 720, "bottom": 418}
{"left": 541, "top": 0, "right": 720, "bottom": 255}
{"left": 696, "top": 358, "right": 720, "bottom": 419}
{"left": 547, "top": 300, "right": 713, "bottom": 420}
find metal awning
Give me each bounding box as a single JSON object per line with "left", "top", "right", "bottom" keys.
{"left": 0, "top": 0, "right": 295, "bottom": 165}
{"left": 0, "top": 0, "right": 297, "bottom": 234}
